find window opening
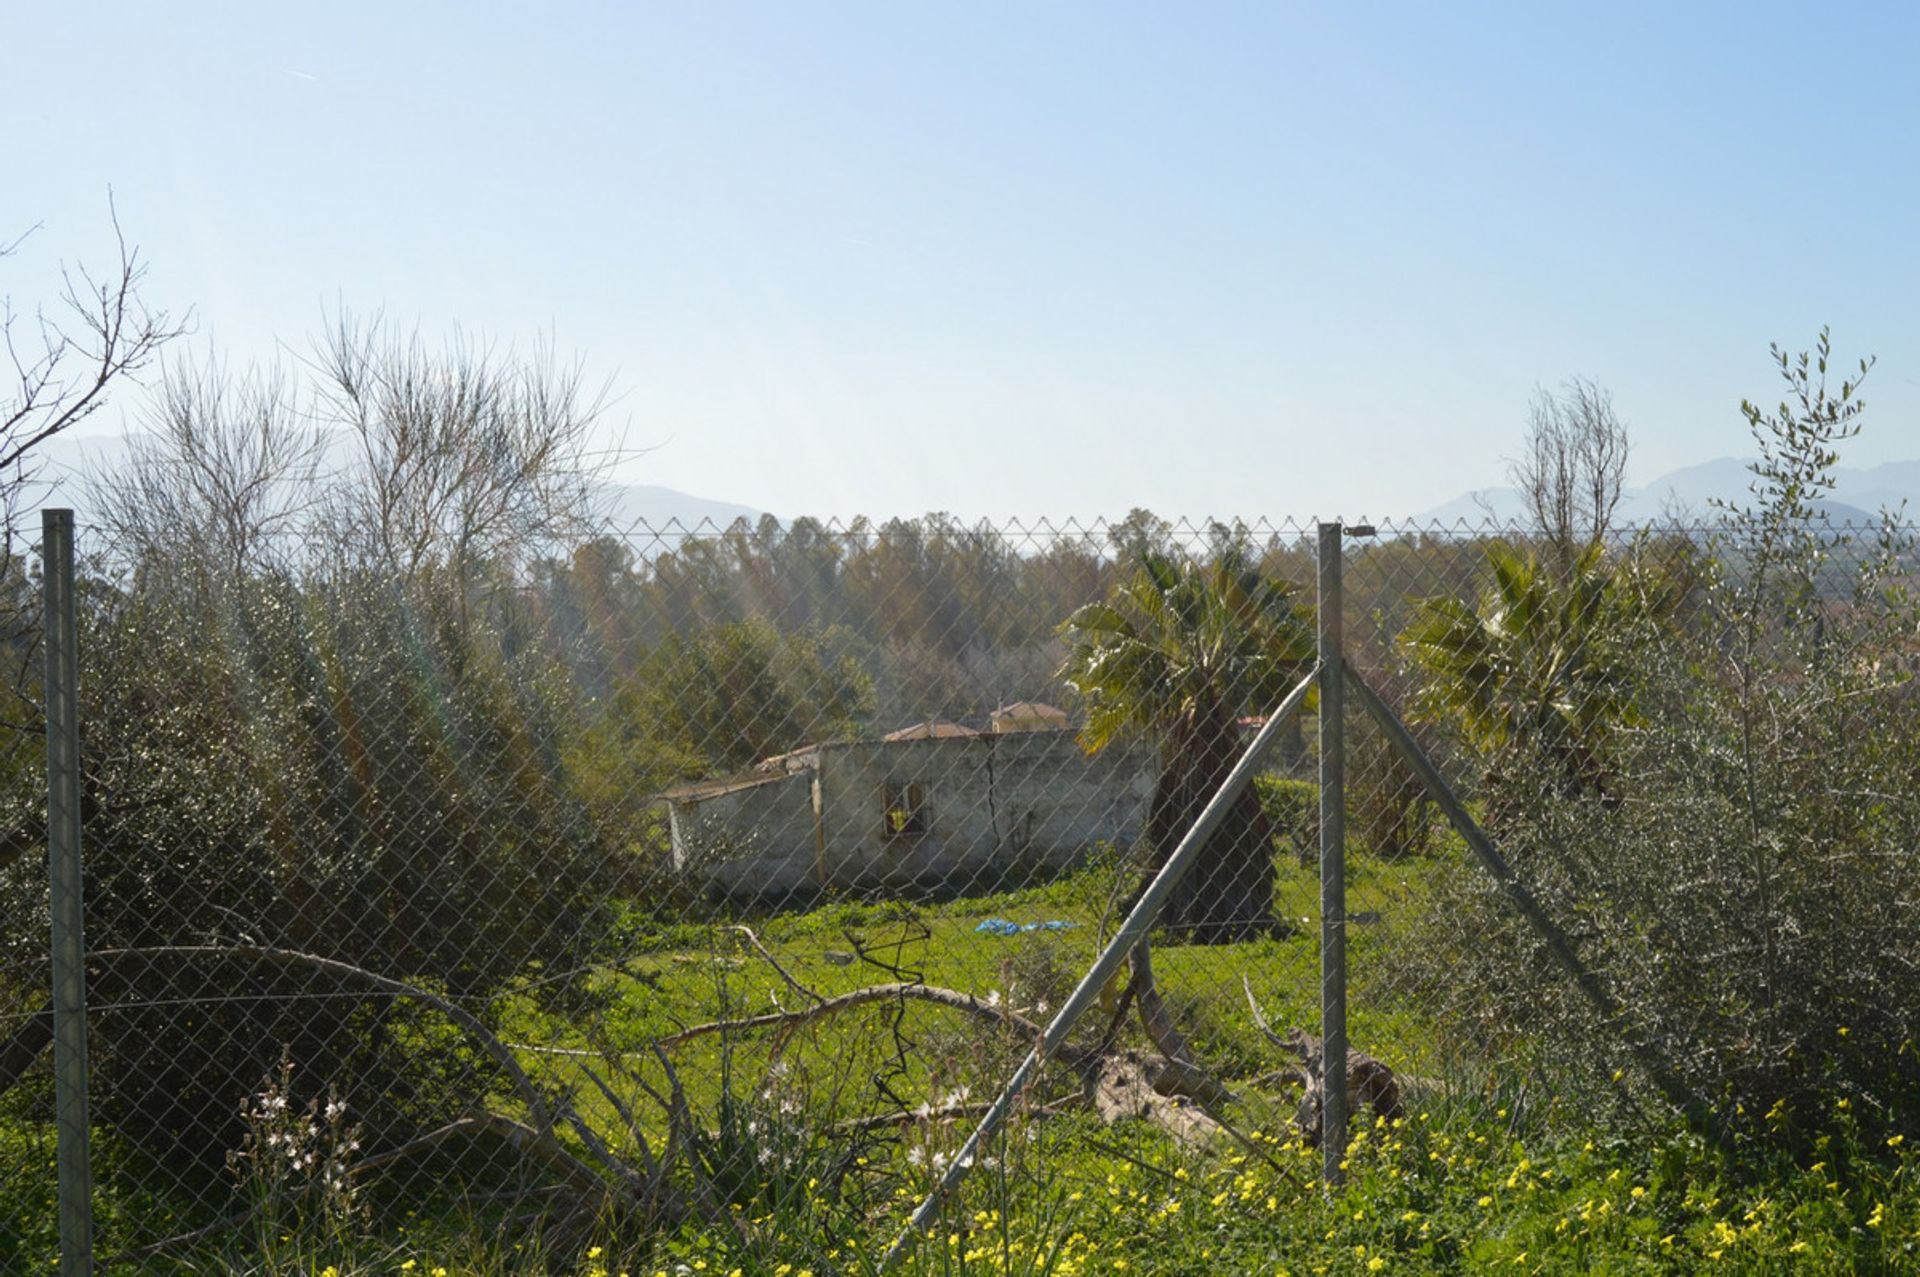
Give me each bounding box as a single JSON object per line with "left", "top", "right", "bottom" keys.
{"left": 883, "top": 780, "right": 928, "bottom": 840}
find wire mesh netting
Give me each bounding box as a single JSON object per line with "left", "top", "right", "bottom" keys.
{"left": 5, "top": 505, "right": 1920, "bottom": 1272}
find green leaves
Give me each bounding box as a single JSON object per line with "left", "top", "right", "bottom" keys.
{"left": 1402, "top": 538, "right": 1671, "bottom": 791}
{"left": 1058, "top": 548, "right": 1314, "bottom": 758}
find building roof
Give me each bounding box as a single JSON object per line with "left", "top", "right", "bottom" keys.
{"left": 882, "top": 718, "right": 980, "bottom": 741}
{"left": 657, "top": 769, "right": 806, "bottom": 802}
{"left": 990, "top": 701, "right": 1071, "bottom": 732}
{"left": 992, "top": 701, "right": 1068, "bottom": 719}
{"left": 756, "top": 744, "right": 823, "bottom": 772}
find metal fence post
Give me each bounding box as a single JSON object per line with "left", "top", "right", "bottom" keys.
{"left": 44, "top": 508, "right": 92, "bottom": 1275}
{"left": 1317, "top": 521, "right": 1348, "bottom": 1188}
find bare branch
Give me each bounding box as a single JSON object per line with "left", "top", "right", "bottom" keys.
{"left": 2, "top": 197, "right": 187, "bottom": 481}
{"left": 92, "top": 353, "right": 324, "bottom": 575}
{"left": 729, "top": 924, "right": 826, "bottom": 1006}
{"left": 657, "top": 980, "right": 1084, "bottom": 1064}
{"left": 307, "top": 311, "right": 616, "bottom": 586}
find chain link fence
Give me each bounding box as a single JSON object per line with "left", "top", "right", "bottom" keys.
{"left": 5, "top": 502, "right": 1919, "bottom": 1272}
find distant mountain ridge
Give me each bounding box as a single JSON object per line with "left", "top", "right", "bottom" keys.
{"left": 600, "top": 484, "right": 766, "bottom": 532}
{"left": 27, "top": 433, "right": 1920, "bottom": 537}
{"left": 1418, "top": 457, "right": 1920, "bottom": 528}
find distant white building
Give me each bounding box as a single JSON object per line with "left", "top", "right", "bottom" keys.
{"left": 660, "top": 729, "right": 1151, "bottom": 902}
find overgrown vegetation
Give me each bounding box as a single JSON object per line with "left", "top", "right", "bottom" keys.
{"left": 5, "top": 312, "right": 1920, "bottom": 1276}
{"left": 1402, "top": 330, "right": 1920, "bottom": 1149}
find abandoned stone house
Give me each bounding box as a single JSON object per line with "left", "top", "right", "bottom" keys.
{"left": 659, "top": 726, "right": 1154, "bottom": 902}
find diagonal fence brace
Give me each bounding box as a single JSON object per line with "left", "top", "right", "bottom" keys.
{"left": 1342, "top": 661, "right": 1723, "bottom": 1145}
{"left": 877, "top": 663, "right": 1323, "bottom": 1273}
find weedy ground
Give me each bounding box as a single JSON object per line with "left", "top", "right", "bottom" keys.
{"left": 6, "top": 855, "right": 1916, "bottom": 1274}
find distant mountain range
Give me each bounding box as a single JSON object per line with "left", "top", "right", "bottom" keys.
{"left": 25, "top": 432, "right": 1920, "bottom": 539}
{"left": 1418, "top": 457, "right": 1920, "bottom": 527}
{"left": 600, "top": 485, "right": 766, "bottom": 532}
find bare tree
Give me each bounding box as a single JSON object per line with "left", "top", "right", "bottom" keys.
{"left": 3, "top": 200, "right": 186, "bottom": 530}
{"left": 0, "top": 200, "right": 183, "bottom": 725}
{"left": 310, "top": 312, "right": 616, "bottom": 587}
{"left": 1509, "top": 376, "right": 1631, "bottom": 560}
{"left": 94, "top": 310, "right": 619, "bottom": 607}
{"left": 94, "top": 356, "right": 324, "bottom": 577}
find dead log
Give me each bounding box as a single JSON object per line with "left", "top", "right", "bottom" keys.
{"left": 1088, "top": 1049, "right": 1224, "bottom": 1150}
{"left": 1243, "top": 977, "right": 1402, "bottom": 1144}
{"left": 1276, "top": 1029, "right": 1403, "bottom": 1145}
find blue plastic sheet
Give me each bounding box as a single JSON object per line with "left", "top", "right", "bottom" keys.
{"left": 973, "top": 918, "right": 1078, "bottom": 936}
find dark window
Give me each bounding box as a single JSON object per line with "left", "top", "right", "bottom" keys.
{"left": 883, "top": 780, "right": 928, "bottom": 840}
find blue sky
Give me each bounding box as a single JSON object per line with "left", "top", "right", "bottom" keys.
{"left": 9, "top": 2, "right": 1919, "bottom": 520}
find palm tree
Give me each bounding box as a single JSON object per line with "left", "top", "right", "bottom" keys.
{"left": 1399, "top": 539, "right": 1679, "bottom": 799}
{"left": 1060, "top": 546, "right": 1315, "bottom": 943}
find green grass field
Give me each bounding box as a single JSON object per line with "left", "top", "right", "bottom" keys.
{"left": 8, "top": 847, "right": 1918, "bottom": 1274}
{"left": 499, "top": 847, "right": 1473, "bottom": 1154}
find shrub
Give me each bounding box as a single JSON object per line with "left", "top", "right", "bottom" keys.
{"left": 64, "top": 566, "right": 622, "bottom": 1176}
{"left": 1405, "top": 332, "right": 1920, "bottom": 1146}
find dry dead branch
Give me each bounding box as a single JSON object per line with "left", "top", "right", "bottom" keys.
{"left": 658, "top": 980, "right": 1072, "bottom": 1061}
{"left": 1245, "top": 976, "right": 1403, "bottom": 1143}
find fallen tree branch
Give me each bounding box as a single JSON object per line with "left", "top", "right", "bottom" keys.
{"left": 662, "top": 975, "right": 1247, "bottom": 1150}
{"left": 577, "top": 1059, "right": 664, "bottom": 1183}
{"left": 653, "top": 1042, "right": 748, "bottom": 1244}
{"left": 834, "top": 1094, "right": 1086, "bottom": 1135}
{"left": 1131, "top": 940, "right": 1199, "bottom": 1067}
{"left": 1242, "top": 975, "right": 1291, "bottom": 1052}
{"left": 657, "top": 981, "right": 1089, "bottom": 1068}
{"left": 359, "top": 1112, "right": 614, "bottom": 1204}
{"left": 1245, "top": 977, "right": 1403, "bottom": 1143}
{"left": 838, "top": 1099, "right": 1000, "bottom": 1133}
{"left": 1089, "top": 1049, "right": 1223, "bottom": 1150}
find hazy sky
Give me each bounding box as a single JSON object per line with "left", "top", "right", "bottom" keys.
{"left": 10, "top": 2, "right": 1919, "bottom": 520}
